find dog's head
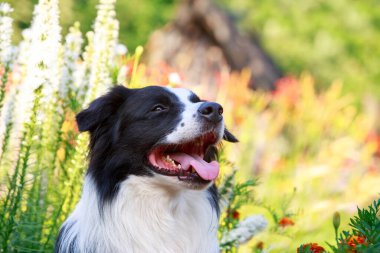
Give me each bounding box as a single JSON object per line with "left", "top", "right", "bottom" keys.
{"left": 76, "top": 85, "right": 237, "bottom": 201}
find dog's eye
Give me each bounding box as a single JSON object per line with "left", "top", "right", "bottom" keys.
{"left": 151, "top": 105, "right": 166, "bottom": 112}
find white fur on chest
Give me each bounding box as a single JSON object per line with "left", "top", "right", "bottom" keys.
{"left": 62, "top": 176, "right": 219, "bottom": 253}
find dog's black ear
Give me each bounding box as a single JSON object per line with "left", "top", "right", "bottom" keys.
{"left": 76, "top": 85, "right": 129, "bottom": 132}
{"left": 223, "top": 128, "right": 238, "bottom": 143}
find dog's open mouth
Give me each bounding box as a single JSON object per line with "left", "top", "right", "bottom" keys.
{"left": 148, "top": 132, "right": 219, "bottom": 182}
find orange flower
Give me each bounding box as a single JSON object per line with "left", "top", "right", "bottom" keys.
{"left": 278, "top": 217, "right": 295, "bottom": 227}
{"left": 341, "top": 234, "right": 368, "bottom": 252}
{"left": 297, "top": 243, "right": 325, "bottom": 253}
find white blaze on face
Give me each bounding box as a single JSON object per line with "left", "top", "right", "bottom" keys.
{"left": 164, "top": 87, "right": 224, "bottom": 144}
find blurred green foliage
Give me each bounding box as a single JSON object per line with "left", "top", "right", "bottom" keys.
{"left": 7, "top": 0, "right": 380, "bottom": 98}
{"left": 217, "top": 0, "right": 380, "bottom": 97}
{"left": 7, "top": 0, "right": 175, "bottom": 51}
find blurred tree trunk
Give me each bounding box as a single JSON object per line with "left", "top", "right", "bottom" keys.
{"left": 143, "top": 0, "right": 281, "bottom": 90}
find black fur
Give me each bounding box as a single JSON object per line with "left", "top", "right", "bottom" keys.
{"left": 56, "top": 85, "right": 238, "bottom": 252}
{"left": 77, "top": 86, "right": 187, "bottom": 204}
{"left": 76, "top": 86, "right": 238, "bottom": 205}
{"left": 77, "top": 84, "right": 237, "bottom": 205}
{"left": 76, "top": 85, "right": 238, "bottom": 206}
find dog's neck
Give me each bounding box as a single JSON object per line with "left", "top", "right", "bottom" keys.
{"left": 63, "top": 175, "right": 219, "bottom": 253}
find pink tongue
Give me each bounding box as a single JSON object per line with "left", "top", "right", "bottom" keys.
{"left": 170, "top": 153, "right": 220, "bottom": 181}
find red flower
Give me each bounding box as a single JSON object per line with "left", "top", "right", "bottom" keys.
{"left": 232, "top": 210, "right": 240, "bottom": 220}
{"left": 297, "top": 243, "right": 325, "bottom": 253}
{"left": 366, "top": 131, "right": 380, "bottom": 157}
{"left": 230, "top": 210, "right": 240, "bottom": 220}
{"left": 227, "top": 209, "right": 240, "bottom": 220}
{"left": 272, "top": 76, "right": 299, "bottom": 105}
{"left": 341, "top": 234, "right": 368, "bottom": 252}
{"left": 278, "top": 217, "right": 295, "bottom": 227}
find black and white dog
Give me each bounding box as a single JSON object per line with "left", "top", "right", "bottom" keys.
{"left": 55, "top": 85, "right": 237, "bottom": 253}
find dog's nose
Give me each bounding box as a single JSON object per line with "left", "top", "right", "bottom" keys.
{"left": 198, "top": 102, "right": 223, "bottom": 123}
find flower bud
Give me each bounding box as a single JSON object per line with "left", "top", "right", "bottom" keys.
{"left": 135, "top": 46, "right": 144, "bottom": 57}
{"left": 333, "top": 211, "right": 340, "bottom": 230}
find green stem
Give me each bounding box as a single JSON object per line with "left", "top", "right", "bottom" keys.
{"left": 1, "top": 85, "right": 42, "bottom": 252}
{"left": 0, "top": 64, "right": 10, "bottom": 112}
{"left": 41, "top": 197, "right": 65, "bottom": 250}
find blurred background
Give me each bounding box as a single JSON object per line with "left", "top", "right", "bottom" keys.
{"left": 7, "top": 0, "right": 380, "bottom": 96}
{"left": 2, "top": 0, "right": 380, "bottom": 252}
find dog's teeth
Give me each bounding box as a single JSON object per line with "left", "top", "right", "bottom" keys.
{"left": 164, "top": 155, "right": 179, "bottom": 168}
{"left": 165, "top": 155, "right": 174, "bottom": 163}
